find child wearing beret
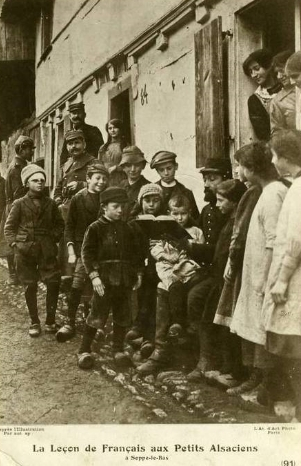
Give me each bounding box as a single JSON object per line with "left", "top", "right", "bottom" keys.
{"left": 56, "top": 162, "right": 109, "bottom": 342}
{"left": 78, "top": 187, "right": 143, "bottom": 368}
{"left": 4, "top": 164, "right": 64, "bottom": 337}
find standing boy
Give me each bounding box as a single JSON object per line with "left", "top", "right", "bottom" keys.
{"left": 150, "top": 151, "right": 199, "bottom": 220}
{"left": 4, "top": 164, "right": 64, "bottom": 337}
{"left": 119, "top": 146, "right": 150, "bottom": 220}
{"left": 56, "top": 162, "right": 109, "bottom": 342}
{"left": 78, "top": 187, "right": 143, "bottom": 369}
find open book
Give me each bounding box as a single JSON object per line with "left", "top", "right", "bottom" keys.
{"left": 135, "top": 214, "right": 192, "bottom": 240}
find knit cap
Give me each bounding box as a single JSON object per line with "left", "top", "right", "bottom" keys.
{"left": 137, "top": 183, "right": 163, "bottom": 204}
{"left": 21, "top": 164, "right": 46, "bottom": 186}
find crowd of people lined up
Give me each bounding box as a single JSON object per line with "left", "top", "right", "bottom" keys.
{"left": 0, "top": 49, "right": 300, "bottom": 422}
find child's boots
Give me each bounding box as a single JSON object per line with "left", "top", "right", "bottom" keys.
{"left": 113, "top": 324, "right": 132, "bottom": 367}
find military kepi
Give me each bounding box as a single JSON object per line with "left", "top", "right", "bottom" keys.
{"left": 15, "top": 135, "right": 35, "bottom": 149}
{"left": 64, "top": 129, "right": 85, "bottom": 142}
{"left": 69, "top": 102, "right": 85, "bottom": 112}
{"left": 200, "top": 158, "right": 232, "bottom": 179}
{"left": 99, "top": 187, "right": 129, "bottom": 204}
{"left": 150, "top": 151, "right": 177, "bottom": 169}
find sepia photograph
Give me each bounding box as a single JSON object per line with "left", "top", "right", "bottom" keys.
{"left": 0, "top": 0, "right": 300, "bottom": 465}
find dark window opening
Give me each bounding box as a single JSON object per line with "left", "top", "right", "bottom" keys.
{"left": 41, "top": 0, "right": 54, "bottom": 54}
{"left": 110, "top": 89, "right": 132, "bottom": 145}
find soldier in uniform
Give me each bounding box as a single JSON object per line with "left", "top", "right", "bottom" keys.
{"left": 2, "top": 136, "right": 35, "bottom": 284}
{"left": 54, "top": 129, "right": 96, "bottom": 277}
{"left": 59, "top": 102, "right": 104, "bottom": 166}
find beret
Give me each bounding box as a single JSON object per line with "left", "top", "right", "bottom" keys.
{"left": 150, "top": 151, "right": 177, "bottom": 169}
{"left": 99, "top": 187, "right": 129, "bottom": 204}
{"left": 21, "top": 164, "right": 46, "bottom": 186}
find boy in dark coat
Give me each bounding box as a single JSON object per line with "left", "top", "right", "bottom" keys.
{"left": 78, "top": 187, "right": 143, "bottom": 369}
{"left": 150, "top": 151, "right": 199, "bottom": 220}
{"left": 56, "top": 162, "right": 109, "bottom": 342}
{"left": 4, "top": 164, "right": 64, "bottom": 337}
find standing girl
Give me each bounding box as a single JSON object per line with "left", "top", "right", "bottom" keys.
{"left": 98, "top": 119, "right": 128, "bottom": 186}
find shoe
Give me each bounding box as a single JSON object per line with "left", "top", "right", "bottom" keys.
{"left": 29, "top": 323, "right": 41, "bottom": 338}
{"left": 168, "top": 324, "right": 183, "bottom": 341}
{"left": 114, "top": 351, "right": 132, "bottom": 367}
{"left": 140, "top": 341, "right": 154, "bottom": 359}
{"left": 77, "top": 352, "right": 94, "bottom": 369}
{"left": 215, "top": 373, "right": 239, "bottom": 389}
{"left": 56, "top": 324, "right": 75, "bottom": 342}
{"left": 227, "top": 371, "right": 262, "bottom": 396}
{"left": 45, "top": 323, "right": 60, "bottom": 334}
{"left": 187, "top": 357, "right": 214, "bottom": 382}
{"left": 204, "top": 370, "right": 221, "bottom": 381}
{"left": 136, "top": 358, "right": 165, "bottom": 375}
{"left": 125, "top": 328, "right": 142, "bottom": 341}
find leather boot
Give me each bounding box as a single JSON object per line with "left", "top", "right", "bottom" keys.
{"left": 187, "top": 324, "right": 218, "bottom": 382}
{"left": 56, "top": 287, "right": 82, "bottom": 342}
{"left": 137, "top": 289, "right": 171, "bottom": 375}
{"left": 113, "top": 323, "right": 131, "bottom": 367}
{"left": 25, "top": 283, "right": 39, "bottom": 324}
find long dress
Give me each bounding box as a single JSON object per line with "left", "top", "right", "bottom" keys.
{"left": 263, "top": 176, "right": 301, "bottom": 359}
{"left": 230, "top": 181, "right": 288, "bottom": 346}
{"left": 98, "top": 141, "right": 127, "bottom": 186}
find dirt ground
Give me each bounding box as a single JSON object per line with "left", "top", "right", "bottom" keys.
{"left": 0, "top": 264, "right": 277, "bottom": 425}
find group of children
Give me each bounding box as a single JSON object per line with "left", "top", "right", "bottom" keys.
{"left": 2, "top": 49, "right": 301, "bottom": 419}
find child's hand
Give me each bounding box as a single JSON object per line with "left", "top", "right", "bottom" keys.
{"left": 132, "top": 274, "right": 143, "bottom": 291}
{"left": 67, "top": 181, "right": 78, "bottom": 191}
{"left": 92, "top": 277, "right": 105, "bottom": 296}
{"left": 68, "top": 253, "right": 77, "bottom": 264}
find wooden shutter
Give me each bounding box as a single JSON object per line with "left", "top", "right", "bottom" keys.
{"left": 195, "top": 17, "right": 225, "bottom": 168}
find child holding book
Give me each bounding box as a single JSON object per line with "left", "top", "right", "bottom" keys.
{"left": 78, "top": 187, "right": 143, "bottom": 369}
{"left": 56, "top": 162, "right": 109, "bottom": 342}
{"left": 4, "top": 164, "right": 64, "bottom": 337}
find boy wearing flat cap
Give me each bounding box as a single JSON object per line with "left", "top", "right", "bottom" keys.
{"left": 56, "top": 162, "right": 109, "bottom": 342}
{"left": 60, "top": 102, "right": 104, "bottom": 166}
{"left": 119, "top": 145, "right": 150, "bottom": 220}
{"left": 4, "top": 164, "right": 64, "bottom": 337}
{"left": 3, "top": 135, "right": 35, "bottom": 284}
{"left": 150, "top": 151, "right": 199, "bottom": 220}
{"left": 78, "top": 187, "right": 143, "bottom": 369}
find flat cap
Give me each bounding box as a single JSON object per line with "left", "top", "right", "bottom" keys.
{"left": 14, "top": 135, "right": 35, "bottom": 148}
{"left": 200, "top": 158, "right": 232, "bottom": 179}
{"left": 150, "top": 151, "right": 177, "bottom": 169}
{"left": 86, "top": 162, "right": 109, "bottom": 177}
{"left": 69, "top": 102, "right": 85, "bottom": 112}
{"left": 65, "top": 129, "right": 85, "bottom": 142}
{"left": 119, "top": 146, "right": 146, "bottom": 166}
{"left": 21, "top": 164, "right": 46, "bottom": 186}
{"left": 99, "top": 187, "right": 129, "bottom": 204}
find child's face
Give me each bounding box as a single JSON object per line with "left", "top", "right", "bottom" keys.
{"left": 248, "top": 60, "right": 271, "bottom": 87}
{"left": 216, "top": 194, "right": 235, "bottom": 215}
{"left": 156, "top": 162, "right": 177, "bottom": 184}
{"left": 236, "top": 162, "right": 247, "bottom": 182}
{"left": 27, "top": 175, "right": 46, "bottom": 193}
{"left": 170, "top": 206, "right": 190, "bottom": 228}
{"left": 142, "top": 194, "right": 161, "bottom": 215}
{"left": 87, "top": 173, "right": 108, "bottom": 193}
{"left": 103, "top": 202, "right": 124, "bottom": 221}
{"left": 123, "top": 162, "right": 144, "bottom": 182}
{"left": 108, "top": 123, "right": 120, "bottom": 139}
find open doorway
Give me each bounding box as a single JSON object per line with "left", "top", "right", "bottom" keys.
{"left": 109, "top": 76, "right": 135, "bottom": 145}
{"left": 235, "top": 0, "right": 296, "bottom": 145}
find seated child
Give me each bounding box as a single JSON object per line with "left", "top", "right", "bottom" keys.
{"left": 126, "top": 183, "right": 165, "bottom": 358}
{"left": 56, "top": 162, "right": 109, "bottom": 342}
{"left": 4, "top": 164, "right": 64, "bottom": 337}
{"left": 150, "top": 150, "right": 199, "bottom": 220}
{"left": 150, "top": 195, "right": 204, "bottom": 338}
{"left": 78, "top": 187, "right": 143, "bottom": 369}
